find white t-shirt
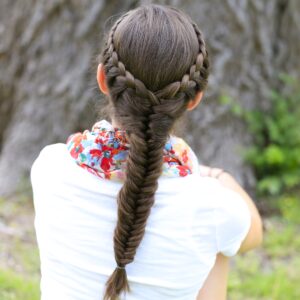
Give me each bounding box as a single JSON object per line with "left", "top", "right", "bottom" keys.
{"left": 30, "top": 143, "right": 251, "bottom": 300}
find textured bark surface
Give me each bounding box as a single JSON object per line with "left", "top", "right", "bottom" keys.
{"left": 0, "top": 0, "right": 299, "bottom": 198}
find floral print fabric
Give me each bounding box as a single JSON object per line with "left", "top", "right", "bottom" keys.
{"left": 66, "top": 119, "right": 199, "bottom": 181}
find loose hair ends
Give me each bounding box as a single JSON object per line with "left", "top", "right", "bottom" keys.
{"left": 103, "top": 268, "right": 130, "bottom": 300}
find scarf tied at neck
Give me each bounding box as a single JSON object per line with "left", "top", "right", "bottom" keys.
{"left": 66, "top": 120, "right": 199, "bottom": 181}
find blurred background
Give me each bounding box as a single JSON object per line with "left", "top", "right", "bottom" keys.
{"left": 0, "top": 0, "right": 299, "bottom": 299}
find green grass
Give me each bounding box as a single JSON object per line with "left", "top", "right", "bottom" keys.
{"left": 228, "top": 217, "right": 300, "bottom": 300}
{"left": 0, "top": 269, "right": 39, "bottom": 300}
{"left": 0, "top": 196, "right": 40, "bottom": 300}
{"left": 228, "top": 254, "right": 300, "bottom": 299}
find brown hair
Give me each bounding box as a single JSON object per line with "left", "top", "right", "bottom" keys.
{"left": 97, "top": 4, "right": 209, "bottom": 300}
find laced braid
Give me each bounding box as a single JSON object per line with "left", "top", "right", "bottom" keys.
{"left": 99, "top": 5, "right": 209, "bottom": 300}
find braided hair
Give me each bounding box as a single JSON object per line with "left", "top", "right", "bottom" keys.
{"left": 98, "top": 4, "right": 210, "bottom": 300}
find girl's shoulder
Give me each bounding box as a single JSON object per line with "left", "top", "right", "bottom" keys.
{"left": 30, "top": 143, "right": 87, "bottom": 188}
{"left": 31, "top": 143, "right": 70, "bottom": 177}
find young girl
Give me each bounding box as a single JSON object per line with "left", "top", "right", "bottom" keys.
{"left": 30, "top": 4, "right": 263, "bottom": 300}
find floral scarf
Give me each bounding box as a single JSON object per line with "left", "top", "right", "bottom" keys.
{"left": 66, "top": 120, "right": 199, "bottom": 181}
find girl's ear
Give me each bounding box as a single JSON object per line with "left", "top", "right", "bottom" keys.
{"left": 97, "top": 63, "right": 109, "bottom": 95}
{"left": 187, "top": 91, "right": 204, "bottom": 111}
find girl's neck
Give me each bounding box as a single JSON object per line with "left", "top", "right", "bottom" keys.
{"left": 111, "top": 118, "right": 121, "bottom": 129}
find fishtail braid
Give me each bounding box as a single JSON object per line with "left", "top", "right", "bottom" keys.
{"left": 99, "top": 5, "right": 210, "bottom": 300}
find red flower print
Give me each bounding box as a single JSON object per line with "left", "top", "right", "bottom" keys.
{"left": 163, "top": 156, "right": 171, "bottom": 163}
{"left": 182, "top": 149, "right": 188, "bottom": 164}
{"left": 101, "top": 157, "right": 112, "bottom": 172}
{"left": 177, "top": 165, "right": 189, "bottom": 177}
{"left": 95, "top": 137, "right": 104, "bottom": 144}
{"left": 164, "top": 155, "right": 178, "bottom": 164}
{"left": 101, "top": 145, "right": 111, "bottom": 152}
{"left": 90, "top": 149, "right": 102, "bottom": 159}
{"left": 70, "top": 144, "right": 84, "bottom": 159}
{"left": 72, "top": 133, "right": 84, "bottom": 147}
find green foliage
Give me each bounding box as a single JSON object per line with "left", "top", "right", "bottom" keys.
{"left": 219, "top": 74, "right": 300, "bottom": 197}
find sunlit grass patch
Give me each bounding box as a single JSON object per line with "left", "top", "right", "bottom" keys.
{"left": 228, "top": 217, "right": 300, "bottom": 300}
{"left": 0, "top": 269, "right": 39, "bottom": 300}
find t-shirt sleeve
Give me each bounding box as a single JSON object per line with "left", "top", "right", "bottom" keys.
{"left": 30, "top": 145, "right": 49, "bottom": 190}
{"left": 214, "top": 185, "right": 251, "bottom": 257}
{"left": 30, "top": 144, "right": 54, "bottom": 185}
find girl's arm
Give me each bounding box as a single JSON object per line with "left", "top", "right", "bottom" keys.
{"left": 199, "top": 165, "right": 263, "bottom": 253}
{"left": 196, "top": 253, "right": 229, "bottom": 300}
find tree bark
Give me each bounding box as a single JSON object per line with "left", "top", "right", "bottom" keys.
{"left": 0, "top": 0, "right": 299, "bottom": 199}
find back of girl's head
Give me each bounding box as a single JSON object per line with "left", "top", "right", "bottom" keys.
{"left": 98, "top": 4, "right": 209, "bottom": 300}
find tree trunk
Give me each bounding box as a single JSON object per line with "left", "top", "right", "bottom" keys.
{"left": 0, "top": 0, "right": 299, "bottom": 199}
